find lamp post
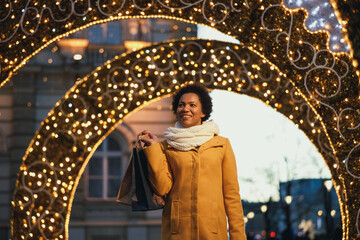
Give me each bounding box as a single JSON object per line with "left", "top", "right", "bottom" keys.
{"left": 245, "top": 211, "right": 255, "bottom": 236}
{"left": 324, "top": 179, "right": 333, "bottom": 238}
{"left": 124, "top": 19, "right": 151, "bottom": 51}
{"left": 261, "top": 204, "right": 270, "bottom": 240}
{"left": 283, "top": 194, "right": 293, "bottom": 240}
{"left": 58, "top": 38, "right": 89, "bottom": 82}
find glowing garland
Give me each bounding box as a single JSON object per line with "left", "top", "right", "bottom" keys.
{"left": 10, "top": 39, "right": 342, "bottom": 240}
{"left": 283, "top": 0, "right": 349, "bottom": 53}
{"left": 2, "top": 0, "right": 359, "bottom": 239}
{"left": 0, "top": 0, "right": 357, "bottom": 86}
{"left": 329, "top": 0, "right": 360, "bottom": 76}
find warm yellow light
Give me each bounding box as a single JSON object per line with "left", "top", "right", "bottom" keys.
{"left": 284, "top": 195, "right": 293, "bottom": 205}
{"left": 324, "top": 180, "right": 333, "bottom": 192}
{"left": 260, "top": 205, "right": 267, "bottom": 213}
{"left": 331, "top": 210, "right": 336, "bottom": 217}
{"left": 247, "top": 211, "right": 255, "bottom": 219}
{"left": 73, "top": 54, "right": 82, "bottom": 60}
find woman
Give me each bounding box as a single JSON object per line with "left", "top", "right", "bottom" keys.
{"left": 139, "top": 84, "right": 246, "bottom": 240}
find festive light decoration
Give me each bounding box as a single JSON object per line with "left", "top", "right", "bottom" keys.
{"left": 329, "top": 0, "right": 360, "bottom": 77}
{"left": 10, "top": 39, "right": 341, "bottom": 240}
{"left": 3, "top": 0, "right": 359, "bottom": 239}
{"left": 283, "top": 0, "right": 349, "bottom": 52}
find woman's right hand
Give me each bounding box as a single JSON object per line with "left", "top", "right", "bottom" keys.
{"left": 153, "top": 194, "right": 165, "bottom": 206}
{"left": 138, "top": 130, "right": 158, "bottom": 146}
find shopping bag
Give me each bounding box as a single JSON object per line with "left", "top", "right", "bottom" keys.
{"left": 116, "top": 139, "right": 164, "bottom": 211}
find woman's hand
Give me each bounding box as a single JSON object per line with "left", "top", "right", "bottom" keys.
{"left": 138, "top": 130, "right": 159, "bottom": 146}
{"left": 153, "top": 194, "right": 165, "bottom": 206}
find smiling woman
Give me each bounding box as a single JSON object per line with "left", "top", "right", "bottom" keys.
{"left": 139, "top": 84, "right": 247, "bottom": 240}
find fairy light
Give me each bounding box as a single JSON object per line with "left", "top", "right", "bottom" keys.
{"left": 283, "top": 0, "right": 349, "bottom": 52}
{"left": 329, "top": 0, "right": 360, "bottom": 83}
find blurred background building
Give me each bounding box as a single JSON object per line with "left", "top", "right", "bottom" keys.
{"left": 243, "top": 179, "right": 341, "bottom": 240}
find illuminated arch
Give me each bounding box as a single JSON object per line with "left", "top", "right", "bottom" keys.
{"left": 3, "top": 0, "right": 359, "bottom": 239}
{"left": 10, "top": 39, "right": 346, "bottom": 239}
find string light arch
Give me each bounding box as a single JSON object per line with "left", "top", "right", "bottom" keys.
{"left": 3, "top": 0, "right": 359, "bottom": 239}
{"left": 10, "top": 39, "right": 341, "bottom": 239}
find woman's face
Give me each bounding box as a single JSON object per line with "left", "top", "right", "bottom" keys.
{"left": 176, "top": 92, "right": 206, "bottom": 128}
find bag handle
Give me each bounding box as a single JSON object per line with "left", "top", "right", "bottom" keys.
{"left": 135, "top": 136, "right": 142, "bottom": 148}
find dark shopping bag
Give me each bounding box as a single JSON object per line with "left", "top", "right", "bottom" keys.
{"left": 116, "top": 139, "right": 164, "bottom": 211}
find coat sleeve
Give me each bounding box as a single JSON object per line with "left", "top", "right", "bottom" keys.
{"left": 143, "top": 141, "right": 173, "bottom": 196}
{"left": 222, "top": 138, "right": 247, "bottom": 240}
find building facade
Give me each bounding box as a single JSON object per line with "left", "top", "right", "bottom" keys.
{"left": 242, "top": 179, "right": 341, "bottom": 239}
{"left": 278, "top": 178, "right": 341, "bottom": 239}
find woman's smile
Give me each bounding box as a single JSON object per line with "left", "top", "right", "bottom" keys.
{"left": 180, "top": 114, "right": 191, "bottom": 119}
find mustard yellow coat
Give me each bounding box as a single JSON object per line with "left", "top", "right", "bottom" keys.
{"left": 144, "top": 136, "right": 246, "bottom": 240}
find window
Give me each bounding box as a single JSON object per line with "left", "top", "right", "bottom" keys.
{"left": 72, "top": 21, "right": 123, "bottom": 44}
{"left": 0, "top": 130, "right": 7, "bottom": 152}
{"left": 87, "top": 133, "right": 128, "bottom": 200}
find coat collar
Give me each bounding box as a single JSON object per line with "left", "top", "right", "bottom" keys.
{"left": 199, "top": 135, "right": 226, "bottom": 152}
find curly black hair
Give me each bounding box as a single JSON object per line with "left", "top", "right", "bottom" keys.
{"left": 172, "top": 84, "right": 213, "bottom": 122}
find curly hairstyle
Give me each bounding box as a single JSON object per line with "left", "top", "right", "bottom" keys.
{"left": 172, "top": 84, "right": 213, "bottom": 122}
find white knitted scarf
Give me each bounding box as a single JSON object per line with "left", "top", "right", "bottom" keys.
{"left": 164, "top": 120, "right": 220, "bottom": 151}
